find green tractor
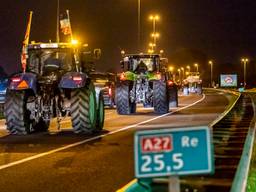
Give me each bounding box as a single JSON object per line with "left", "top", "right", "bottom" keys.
{"left": 116, "top": 54, "right": 177, "bottom": 115}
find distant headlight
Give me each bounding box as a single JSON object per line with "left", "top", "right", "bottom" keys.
{"left": 0, "top": 89, "right": 7, "bottom": 94}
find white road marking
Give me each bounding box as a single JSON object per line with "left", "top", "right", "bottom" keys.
{"left": 0, "top": 94, "right": 206, "bottom": 171}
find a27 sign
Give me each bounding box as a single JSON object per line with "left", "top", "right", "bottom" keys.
{"left": 141, "top": 135, "right": 173, "bottom": 153}
{"left": 134, "top": 126, "right": 214, "bottom": 178}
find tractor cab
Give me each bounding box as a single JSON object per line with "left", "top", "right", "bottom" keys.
{"left": 121, "top": 54, "right": 161, "bottom": 73}
{"left": 27, "top": 43, "right": 79, "bottom": 75}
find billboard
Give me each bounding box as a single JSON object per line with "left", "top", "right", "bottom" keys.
{"left": 220, "top": 74, "right": 238, "bottom": 87}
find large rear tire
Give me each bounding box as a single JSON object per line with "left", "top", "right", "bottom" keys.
{"left": 115, "top": 81, "right": 136, "bottom": 115}
{"left": 70, "top": 87, "right": 97, "bottom": 134}
{"left": 4, "top": 91, "right": 32, "bottom": 134}
{"left": 95, "top": 91, "right": 105, "bottom": 131}
{"left": 153, "top": 80, "right": 169, "bottom": 114}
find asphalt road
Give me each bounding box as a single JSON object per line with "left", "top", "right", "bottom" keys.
{"left": 0, "top": 89, "right": 233, "bottom": 192}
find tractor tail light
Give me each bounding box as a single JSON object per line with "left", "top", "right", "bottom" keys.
{"left": 11, "top": 77, "right": 22, "bottom": 83}
{"left": 168, "top": 80, "right": 174, "bottom": 86}
{"left": 108, "top": 87, "right": 112, "bottom": 96}
{"left": 73, "top": 76, "right": 82, "bottom": 84}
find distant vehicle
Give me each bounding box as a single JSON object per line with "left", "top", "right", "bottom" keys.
{"left": 0, "top": 78, "right": 8, "bottom": 113}
{"left": 90, "top": 72, "right": 116, "bottom": 108}
{"left": 116, "top": 54, "right": 178, "bottom": 114}
{"left": 183, "top": 72, "right": 202, "bottom": 95}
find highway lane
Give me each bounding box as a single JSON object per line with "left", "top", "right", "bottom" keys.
{"left": 0, "top": 90, "right": 233, "bottom": 192}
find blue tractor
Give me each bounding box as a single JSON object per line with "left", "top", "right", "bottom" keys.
{"left": 4, "top": 42, "right": 104, "bottom": 134}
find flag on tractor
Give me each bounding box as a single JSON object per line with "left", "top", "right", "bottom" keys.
{"left": 60, "top": 11, "right": 72, "bottom": 35}
{"left": 21, "top": 11, "right": 33, "bottom": 72}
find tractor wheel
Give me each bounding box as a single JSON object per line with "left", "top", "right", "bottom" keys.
{"left": 70, "top": 87, "right": 97, "bottom": 134}
{"left": 95, "top": 91, "right": 105, "bottom": 131}
{"left": 153, "top": 80, "right": 169, "bottom": 114}
{"left": 4, "top": 90, "right": 33, "bottom": 134}
{"left": 115, "top": 81, "right": 136, "bottom": 115}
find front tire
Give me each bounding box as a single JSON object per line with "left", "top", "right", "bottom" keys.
{"left": 70, "top": 87, "right": 97, "bottom": 134}
{"left": 153, "top": 80, "right": 169, "bottom": 114}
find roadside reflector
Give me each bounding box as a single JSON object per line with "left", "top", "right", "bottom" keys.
{"left": 17, "top": 80, "right": 29, "bottom": 89}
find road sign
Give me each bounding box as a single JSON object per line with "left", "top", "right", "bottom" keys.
{"left": 134, "top": 126, "right": 214, "bottom": 178}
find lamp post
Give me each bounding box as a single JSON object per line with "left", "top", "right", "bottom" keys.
{"left": 149, "top": 15, "right": 159, "bottom": 49}
{"left": 181, "top": 67, "right": 185, "bottom": 81}
{"left": 177, "top": 69, "right": 181, "bottom": 84}
{"left": 194, "top": 63, "right": 198, "bottom": 72}
{"left": 149, "top": 42, "right": 156, "bottom": 52}
{"left": 56, "top": 0, "right": 60, "bottom": 43}
{"left": 208, "top": 60, "right": 213, "bottom": 87}
{"left": 186, "top": 65, "right": 190, "bottom": 73}
{"left": 241, "top": 58, "right": 249, "bottom": 88}
{"left": 138, "top": 0, "right": 141, "bottom": 51}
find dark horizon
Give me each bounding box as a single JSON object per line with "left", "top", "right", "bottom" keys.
{"left": 0, "top": 0, "right": 256, "bottom": 85}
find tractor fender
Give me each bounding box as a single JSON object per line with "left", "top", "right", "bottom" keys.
{"left": 59, "top": 72, "right": 88, "bottom": 89}
{"left": 9, "top": 73, "right": 37, "bottom": 94}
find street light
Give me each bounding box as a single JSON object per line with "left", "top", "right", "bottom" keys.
{"left": 149, "top": 14, "right": 159, "bottom": 49}
{"left": 159, "top": 49, "right": 164, "bottom": 56}
{"left": 208, "top": 61, "right": 213, "bottom": 87}
{"left": 177, "top": 68, "right": 181, "bottom": 83}
{"left": 181, "top": 67, "right": 185, "bottom": 81}
{"left": 194, "top": 63, "right": 199, "bottom": 72}
{"left": 149, "top": 42, "right": 156, "bottom": 52}
{"left": 148, "top": 49, "right": 153, "bottom": 54}
{"left": 149, "top": 15, "right": 159, "bottom": 34}
{"left": 121, "top": 50, "right": 125, "bottom": 56}
{"left": 241, "top": 58, "right": 249, "bottom": 88}
{"left": 151, "top": 32, "right": 160, "bottom": 38}
{"left": 186, "top": 65, "right": 190, "bottom": 73}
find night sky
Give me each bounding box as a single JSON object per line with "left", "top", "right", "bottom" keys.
{"left": 1, "top": 0, "right": 256, "bottom": 85}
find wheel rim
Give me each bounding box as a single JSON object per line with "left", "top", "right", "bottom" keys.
{"left": 89, "top": 90, "right": 96, "bottom": 126}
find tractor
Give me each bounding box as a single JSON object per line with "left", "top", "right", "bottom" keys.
{"left": 4, "top": 42, "right": 104, "bottom": 134}
{"left": 116, "top": 54, "right": 177, "bottom": 115}
{"left": 183, "top": 72, "right": 203, "bottom": 95}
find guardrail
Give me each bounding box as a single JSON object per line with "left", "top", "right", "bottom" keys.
{"left": 231, "top": 95, "right": 256, "bottom": 192}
